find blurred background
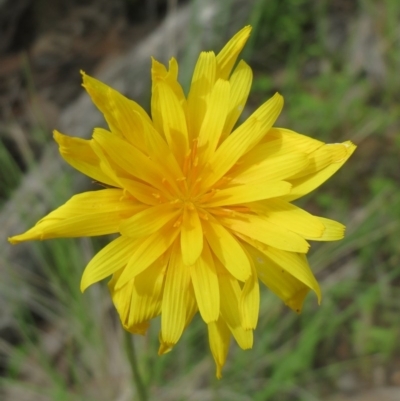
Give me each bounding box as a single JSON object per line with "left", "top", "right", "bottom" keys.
{"left": 1, "top": 0, "right": 400, "bottom": 400}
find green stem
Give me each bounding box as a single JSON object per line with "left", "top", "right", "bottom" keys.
{"left": 124, "top": 330, "right": 148, "bottom": 401}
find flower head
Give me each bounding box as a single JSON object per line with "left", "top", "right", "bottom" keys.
{"left": 9, "top": 26, "right": 355, "bottom": 378}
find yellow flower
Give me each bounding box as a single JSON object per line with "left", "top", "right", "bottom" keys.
{"left": 9, "top": 26, "right": 355, "bottom": 378}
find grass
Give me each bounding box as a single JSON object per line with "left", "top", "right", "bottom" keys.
{"left": 2, "top": 0, "right": 400, "bottom": 400}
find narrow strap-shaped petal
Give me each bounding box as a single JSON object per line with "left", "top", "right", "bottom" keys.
{"left": 120, "top": 203, "right": 181, "bottom": 238}
{"left": 108, "top": 268, "right": 134, "bottom": 328}
{"left": 185, "top": 283, "right": 199, "bottom": 328}
{"left": 158, "top": 283, "right": 198, "bottom": 355}
{"left": 187, "top": 51, "right": 217, "bottom": 141}
{"left": 81, "top": 72, "right": 152, "bottom": 139}
{"left": 190, "top": 242, "right": 219, "bottom": 323}
{"left": 155, "top": 58, "right": 186, "bottom": 109}
{"left": 93, "top": 128, "right": 168, "bottom": 193}
{"left": 230, "top": 153, "right": 309, "bottom": 184}
{"left": 202, "top": 218, "right": 251, "bottom": 281}
{"left": 204, "top": 181, "right": 291, "bottom": 207}
{"left": 157, "top": 81, "right": 189, "bottom": 165}
{"left": 181, "top": 207, "right": 203, "bottom": 266}
{"left": 246, "top": 199, "right": 325, "bottom": 239}
{"left": 220, "top": 60, "right": 253, "bottom": 142}
{"left": 215, "top": 259, "right": 253, "bottom": 349}
{"left": 243, "top": 242, "right": 311, "bottom": 313}
{"left": 142, "top": 111, "right": 183, "bottom": 193}
{"left": 81, "top": 236, "right": 138, "bottom": 291}
{"left": 117, "top": 177, "right": 166, "bottom": 206}
{"left": 203, "top": 93, "right": 283, "bottom": 189}
{"left": 197, "top": 79, "right": 230, "bottom": 163}
{"left": 54, "top": 131, "right": 119, "bottom": 187}
{"left": 312, "top": 217, "right": 345, "bottom": 241}
{"left": 264, "top": 246, "right": 321, "bottom": 303}
{"left": 115, "top": 224, "right": 180, "bottom": 289}
{"left": 239, "top": 247, "right": 260, "bottom": 330}
{"left": 151, "top": 61, "right": 165, "bottom": 137}
{"left": 91, "top": 140, "right": 167, "bottom": 206}
{"left": 216, "top": 25, "right": 252, "bottom": 80}
{"left": 126, "top": 322, "right": 150, "bottom": 335}
{"left": 260, "top": 127, "right": 324, "bottom": 153}
{"left": 219, "top": 213, "right": 310, "bottom": 253}
{"left": 151, "top": 58, "right": 187, "bottom": 137}
{"left": 283, "top": 141, "right": 356, "bottom": 201}
{"left": 233, "top": 127, "right": 323, "bottom": 174}
{"left": 126, "top": 254, "right": 169, "bottom": 327}
{"left": 108, "top": 268, "right": 151, "bottom": 335}
{"left": 289, "top": 144, "right": 341, "bottom": 180}
{"left": 9, "top": 189, "right": 141, "bottom": 244}
{"left": 161, "top": 239, "right": 191, "bottom": 346}
{"left": 208, "top": 319, "right": 231, "bottom": 379}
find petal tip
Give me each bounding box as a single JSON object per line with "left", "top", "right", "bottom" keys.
{"left": 8, "top": 236, "right": 18, "bottom": 245}
{"left": 80, "top": 278, "right": 89, "bottom": 293}
{"left": 53, "top": 129, "right": 63, "bottom": 144}
{"left": 158, "top": 341, "right": 174, "bottom": 355}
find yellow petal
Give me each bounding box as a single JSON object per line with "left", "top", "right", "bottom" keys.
{"left": 289, "top": 144, "right": 342, "bottom": 180}
{"left": 158, "top": 283, "right": 198, "bottom": 355}
{"left": 284, "top": 141, "right": 357, "bottom": 201}
{"left": 231, "top": 127, "right": 323, "bottom": 178}
{"left": 81, "top": 236, "right": 138, "bottom": 292}
{"left": 157, "top": 81, "right": 189, "bottom": 164}
{"left": 259, "top": 127, "right": 324, "bottom": 154}
{"left": 312, "top": 217, "right": 345, "bottom": 241}
{"left": 220, "top": 60, "right": 253, "bottom": 142}
{"left": 161, "top": 239, "right": 191, "bottom": 346}
{"left": 108, "top": 269, "right": 151, "bottom": 335}
{"left": 181, "top": 207, "right": 203, "bottom": 266}
{"left": 9, "top": 189, "right": 141, "bottom": 244}
{"left": 247, "top": 199, "right": 325, "bottom": 239}
{"left": 81, "top": 72, "right": 152, "bottom": 140}
{"left": 197, "top": 79, "right": 230, "bottom": 163}
{"left": 239, "top": 249, "right": 260, "bottom": 330}
{"left": 108, "top": 268, "right": 134, "bottom": 328}
{"left": 152, "top": 57, "right": 186, "bottom": 106}
{"left": 93, "top": 128, "right": 167, "bottom": 192}
{"left": 89, "top": 139, "right": 127, "bottom": 183}
{"left": 208, "top": 319, "right": 231, "bottom": 379}
{"left": 125, "top": 322, "right": 150, "bottom": 335}
{"left": 115, "top": 177, "right": 165, "bottom": 206}
{"left": 230, "top": 153, "right": 309, "bottom": 184}
{"left": 151, "top": 58, "right": 187, "bottom": 138}
{"left": 190, "top": 242, "right": 219, "bottom": 323}
{"left": 216, "top": 25, "right": 252, "bottom": 80}
{"left": 120, "top": 204, "right": 181, "bottom": 238}
{"left": 265, "top": 247, "right": 321, "bottom": 303}
{"left": 116, "top": 224, "right": 180, "bottom": 289}
{"left": 216, "top": 259, "right": 253, "bottom": 349}
{"left": 243, "top": 243, "right": 311, "bottom": 313}
{"left": 185, "top": 283, "right": 198, "bottom": 328}
{"left": 158, "top": 334, "right": 174, "bottom": 355}
{"left": 203, "top": 218, "right": 251, "bottom": 281}
{"left": 91, "top": 140, "right": 166, "bottom": 206}
{"left": 150, "top": 59, "right": 165, "bottom": 137}
{"left": 126, "top": 254, "right": 169, "bottom": 327}
{"left": 187, "top": 51, "right": 217, "bottom": 141}
{"left": 152, "top": 57, "right": 167, "bottom": 79}
{"left": 141, "top": 112, "right": 184, "bottom": 192}
{"left": 53, "top": 130, "right": 119, "bottom": 187}
{"left": 220, "top": 213, "right": 310, "bottom": 253}
{"left": 205, "top": 181, "right": 291, "bottom": 207}
{"left": 203, "top": 93, "right": 283, "bottom": 189}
